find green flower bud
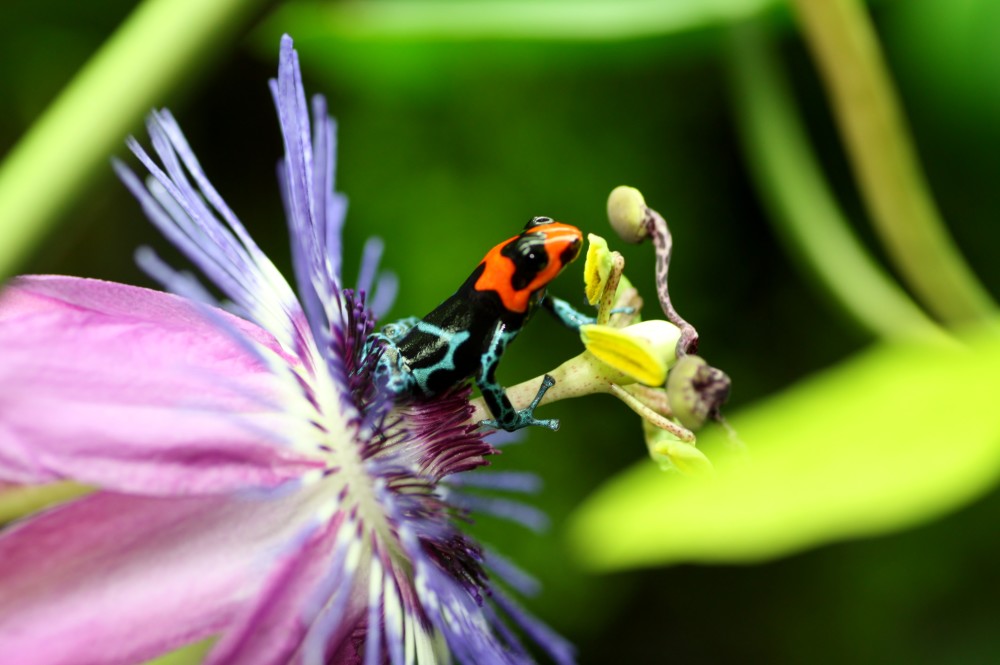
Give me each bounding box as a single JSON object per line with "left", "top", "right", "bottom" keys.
{"left": 607, "top": 185, "right": 649, "bottom": 244}
{"left": 643, "top": 420, "right": 713, "bottom": 476}
{"left": 666, "top": 354, "right": 731, "bottom": 430}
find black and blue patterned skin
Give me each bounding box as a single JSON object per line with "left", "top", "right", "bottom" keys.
{"left": 365, "top": 217, "right": 593, "bottom": 432}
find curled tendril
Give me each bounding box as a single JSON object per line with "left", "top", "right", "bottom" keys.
{"left": 607, "top": 185, "right": 698, "bottom": 356}
{"left": 644, "top": 205, "right": 699, "bottom": 356}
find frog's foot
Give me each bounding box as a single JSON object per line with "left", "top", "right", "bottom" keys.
{"left": 479, "top": 375, "right": 559, "bottom": 432}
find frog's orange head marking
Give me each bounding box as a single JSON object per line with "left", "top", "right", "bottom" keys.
{"left": 474, "top": 216, "right": 583, "bottom": 313}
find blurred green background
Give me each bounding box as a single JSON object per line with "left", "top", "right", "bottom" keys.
{"left": 2, "top": 0, "right": 1000, "bottom": 663}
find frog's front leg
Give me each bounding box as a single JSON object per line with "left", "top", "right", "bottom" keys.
{"left": 363, "top": 316, "right": 418, "bottom": 362}
{"left": 380, "top": 316, "right": 420, "bottom": 341}
{"left": 542, "top": 295, "right": 596, "bottom": 330}
{"left": 366, "top": 320, "right": 420, "bottom": 398}
{"left": 543, "top": 295, "right": 633, "bottom": 330}
{"left": 477, "top": 322, "right": 559, "bottom": 432}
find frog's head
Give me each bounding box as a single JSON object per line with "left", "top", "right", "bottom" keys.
{"left": 474, "top": 216, "right": 583, "bottom": 314}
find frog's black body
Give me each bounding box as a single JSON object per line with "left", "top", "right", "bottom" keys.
{"left": 393, "top": 264, "right": 516, "bottom": 396}
{"left": 366, "top": 217, "right": 591, "bottom": 432}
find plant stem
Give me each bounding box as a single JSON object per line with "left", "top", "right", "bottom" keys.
{"left": 0, "top": 482, "right": 92, "bottom": 525}
{"left": 790, "top": 0, "right": 995, "bottom": 326}
{"left": 727, "top": 24, "right": 947, "bottom": 343}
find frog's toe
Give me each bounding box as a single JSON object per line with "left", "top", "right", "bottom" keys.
{"left": 535, "top": 417, "right": 560, "bottom": 431}
{"left": 511, "top": 410, "right": 560, "bottom": 432}
{"left": 478, "top": 418, "right": 500, "bottom": 431}
{"left": 477, "top": 414, "right": 559, "bottom": 433}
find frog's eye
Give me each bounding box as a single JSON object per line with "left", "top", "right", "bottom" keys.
{"left": 524, "top": 216, "right": 553, "bottom": 230}
{"left": 503, "top": 235, "right": 549, "bottom": 289}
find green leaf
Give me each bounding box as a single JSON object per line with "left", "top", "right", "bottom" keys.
{"left": 567, "top": 328, "right": 1000, "bottom": 569}
{"left": 252, "top": 0, "right": 785, "bottom": 95}
{"left": 263, "top": 0, "right": 780, "bottom": 43}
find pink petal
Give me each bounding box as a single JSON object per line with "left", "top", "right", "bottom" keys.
{"left": 0, "top": 276, "right": 322, "bottom": 494}
{"left": 0, "top": 487, "right": 322, "bottom": 665}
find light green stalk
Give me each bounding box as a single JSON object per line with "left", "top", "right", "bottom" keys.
{"left": 0, "top": 482, "right": 91, "bottom": 525}
{"left": 790, "top": 0, "right": 995, "bottom": 326}
{"left": 727, "top": 25, "right": 946, "bottom": 343}
{"left": 0, "top": 0, "right": 268, "bottom": 278}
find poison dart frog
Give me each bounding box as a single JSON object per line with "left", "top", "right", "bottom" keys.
{"left": 365, "top": 216, "right": 596, "bottom": 432}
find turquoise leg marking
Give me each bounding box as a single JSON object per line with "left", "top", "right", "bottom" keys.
{"left": 543, "top": 295, "right": 595, "bottom": 330}
{"left": 477, "top": 323, "right": 558, "bottom": 432}
{"left": 544, "top": 295, "right": 634, "bottom": 329}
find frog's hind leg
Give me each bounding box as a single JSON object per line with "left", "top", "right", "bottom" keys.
{"left": 476, "top": 322, "right": 559, "bottom": 432}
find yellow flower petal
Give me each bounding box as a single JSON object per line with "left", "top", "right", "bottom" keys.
{"left": 580, "top": 320, "right": 680, "bottom": 386}
{"left": 583, "top": 233, "right": 612, "bottom": 305}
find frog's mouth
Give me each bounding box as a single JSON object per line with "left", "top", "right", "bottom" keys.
{"left": 559, "top": 235, "right": 582, "bottom": 266}
{"left": 535, "top": 221, "right": 583, "bottom": 268}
